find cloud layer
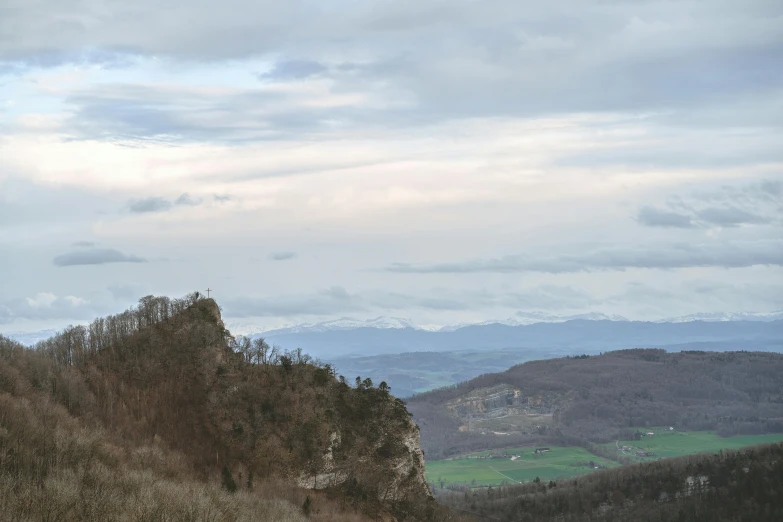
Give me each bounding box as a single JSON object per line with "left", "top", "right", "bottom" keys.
{"left": 636, "top": 180, "right": 781, "bottom": 230}
{"left": 270, "top": 252, "right": 297, "bottom": 261}
{"left": 0, "top": 292, "right": 95, "bottom": 325}
{"left": 53, "top": 249, "right": 147, "bottom": 267}
{"left": 387, "top": 240, "right": 783, "bottom": 274}
{"left": 128, "top": 194, "right": 202, "bottom": 213}
{"left": 637, "top": 207, "right": 694, "bottom": 228}
{"left": 1, "top": 1, "right": 781, "bottom": 332}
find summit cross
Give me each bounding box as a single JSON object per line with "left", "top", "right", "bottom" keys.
{"left": 206, "top": 288, "right": 212, "bottom": 298}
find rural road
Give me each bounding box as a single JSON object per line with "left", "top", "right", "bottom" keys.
{"left": 490, "top": 466, "right": 521, "bottom": 484}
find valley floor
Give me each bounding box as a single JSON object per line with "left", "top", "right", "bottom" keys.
{"left": 427, "top": 446, "right": 619, "bottom": 487}
{"left": 601, "top": 429, "right": 783, "bottom": 463}
{"left": 425, "top": 429, "right": 783, "bottom": 488}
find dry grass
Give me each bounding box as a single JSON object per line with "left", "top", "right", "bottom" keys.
{"left": 0, "top": 470, "right": 308, "bottom": 522}
{"left": 250, "top": 479, "right": 371, "bottom": 522}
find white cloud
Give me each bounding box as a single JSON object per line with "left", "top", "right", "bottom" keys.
{"left": 25, "top": 292, "right": 57, "bottom": 308}
{"left": 64, "top": 295, "right": 88, "bottom": 306}
{"left": 2, "top": 292, "right": 95, "bottom": 327}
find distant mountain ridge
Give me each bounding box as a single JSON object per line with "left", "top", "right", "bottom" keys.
{"left": 258, "top": 312, "right": 634, "bottom": 336}
{"left": 437, "top": 311, "right": 631, "bottom": 332}
{"left": 252, "top": 310, "right": 783, "bottom": 337}
{"left": 252, "top": 318, "right": 783, "bottom": 360}
{"left": 253, "top": 316, "right": 421, "bottom": 336}
{"left": 656, "top": 310, "right": 783, "bottom": 323}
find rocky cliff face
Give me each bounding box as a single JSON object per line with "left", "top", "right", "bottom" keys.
{"left": 296, "top": 415, "right": 431, "bottom": 502}
{"left": 398, "top": 416, "right": 431, "bottom": 495}
{"left": 200, "top": 298, "right": 224, "bottom": 325}
{"left": 295, "top": 431, "right": 346, "bottom": 489}
{"left": 446, "top": 384, "right": 523, "bottom": 417}
{"left": 445, "top": 383, "right": 568, "bottom": 436}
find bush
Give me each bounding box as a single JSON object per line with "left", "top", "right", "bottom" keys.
{"left": 222, "top": 465, "right": 238, "bottom": 493}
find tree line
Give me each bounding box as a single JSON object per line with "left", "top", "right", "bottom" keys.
{"left": 33, "top": 292, "right": 207, "bottom": 368}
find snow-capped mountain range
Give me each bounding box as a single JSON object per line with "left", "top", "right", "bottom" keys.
{"left": 437, "top": 312, "right": 631, "bottom": 332}
{"left": 239, "top": 316, "right": 424, "bottom": 337}
{"left": 238, "top": 310, "right": 783, "bottom": 337}
{"left": 655, "top": 311, "right": 783, "bottom": 323}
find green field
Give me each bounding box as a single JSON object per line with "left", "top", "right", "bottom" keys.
{"left": 601, "top": 428, "right": 783, "bottom": 462}
{"left": 425, "top": 446, "right": 620, "bottom": 488}
{"left": 427, "top": 431, "right": 783, "bottom": 488}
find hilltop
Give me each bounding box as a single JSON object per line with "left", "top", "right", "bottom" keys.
{"left": 0, "top": 294, "right": 465, "bottom": 522}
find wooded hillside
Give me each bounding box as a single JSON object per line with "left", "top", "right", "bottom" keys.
{"left": 408, "top": 349, "right": 783, "bottom": 460}
{"left": 0, "top": 294, "right": 466, "bottom": 522}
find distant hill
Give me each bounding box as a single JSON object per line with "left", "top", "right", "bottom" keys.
{"left": 0, "top": 294, "right": 461, "bottom": 522}
{"left": 406, "top": 349, "right": 783, "bottom": 460}
{"left": 328, "top": 349, "right": 553, "bottom": 398}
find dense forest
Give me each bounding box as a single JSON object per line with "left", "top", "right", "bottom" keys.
{"left": 438, "top": 442, "right": 783, "bottom": 521}
{"left": 408, "top": 349, "right": 783, "bottom": 460}
{"left": 0, "top": 294, "right": 467, "bottom": 522}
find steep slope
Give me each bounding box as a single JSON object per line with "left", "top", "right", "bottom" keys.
{"left": 408, "top": 349, "right": 783, "bottom": 460}
{"left": 1, "top": 294, "right": 461, "bottom": 522}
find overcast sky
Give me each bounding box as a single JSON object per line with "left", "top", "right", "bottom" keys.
{"left": 1, "top": 0, "right": 782, "bottom": 333}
